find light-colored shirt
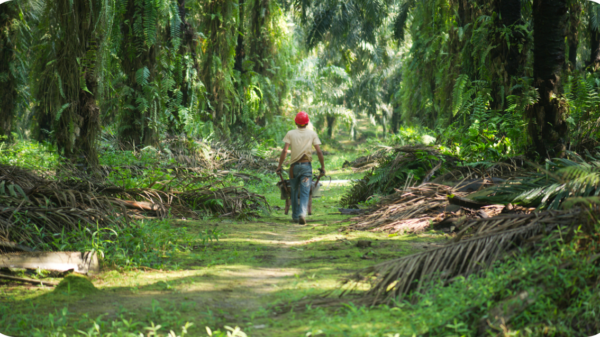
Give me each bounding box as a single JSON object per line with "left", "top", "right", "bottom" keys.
{"left": 283, "top": 128, "right": 321, "bottom": 164}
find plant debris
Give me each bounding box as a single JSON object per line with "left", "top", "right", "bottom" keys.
{"left": 346, "top": 183, "right": 463, "bottom": 234}
{"left": 0, "top": 163, "right": 270, "bottom": 251}
{"left": 344, "top": 207, "right": 590, "bottom": 303}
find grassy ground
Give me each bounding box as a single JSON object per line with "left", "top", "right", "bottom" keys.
{"left": 0, "top": 166, "right": 447, "bottom": 336}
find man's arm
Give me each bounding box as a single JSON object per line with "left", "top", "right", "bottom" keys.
{"left": 276, "top": 143, "right": 290, "bottom": 173}
{"left": 314, "top": 144, "right": 326, "bottom": 176}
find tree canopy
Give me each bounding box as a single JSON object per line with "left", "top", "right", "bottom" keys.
{"left": 2, "top": 0, "right": 600, "bottom": 163}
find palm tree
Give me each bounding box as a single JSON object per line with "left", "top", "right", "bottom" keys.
{"left": 118, "top": 0, "right": 161, "bottom": 147}
{"left": 588, "top": 1, "right": 600, "bottom": 70}
{"left": 490, "top": 0, "right": 526, "bottom": 110}
{"left": 32, "top": 0, "right": 108, "bottom": 170}
{"left": 0, "top": 1, "right": 19, "bottom": 140}
{"left": 527, "top": 0, "right": 569, "bottom": 158}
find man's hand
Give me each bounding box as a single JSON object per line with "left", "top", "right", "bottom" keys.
{"left": 277, "top": 144, "right": 290, "bottom": 175}
{"left": 314, "top": 145, "right": 325, "bottom": 177}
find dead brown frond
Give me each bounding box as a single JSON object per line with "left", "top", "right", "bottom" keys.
{"left": 347, "top": 184, "right": 463, "bottom": 234}
{"left": 347, "top": 208, "right": 584, "bottom": 304}
{"left": 0, "top": 157, "right": 272, "bottom": 250}
{"left": 0, "top": 200, "right": 120, "bottom": 249}
{"left": 0, "top": 164, "right": 48, "bottom": 189}
{"left": 431, "top": 156, "right": 526, "bottom": 184}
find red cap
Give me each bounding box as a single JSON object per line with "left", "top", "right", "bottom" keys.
{"left": 295, "top": 111, "right": 309, "bottom": 125}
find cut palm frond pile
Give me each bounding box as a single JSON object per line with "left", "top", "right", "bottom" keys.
{"left": 0, "top": 165, "right": 122, "bottom": 246}
{"left": 98, "top": 185, "right": 269, "bottom": 219}
{"left": 346, "top": 184, "right": 463, "bottom": 234}
{"left": 0, "top": 166, "right": 124, "bottom": 249}
{"left": 341, "top": 145, "right": 452, "bottom": 208}
{"left": 342, "top": 149, "right": 390, "bottom": 171}
{"left": 0, "top": 164, "right": 122, "bottom": 214}
{"left": 431, "top": 156, "right": 525, "bottom": 184}
{"left": 472, "top": 154, "right": 600, "bottom": 209}
{"left": 194, "top": 140, "right": 277, "bottom": 173}
{"left": 179, "top": 186, "right": 269, "bottom": 218}
{"left": 341, "top": 145, "right": 526, "bottom": 208}
{"left": 0, "top": 163, "right": 270, "bottom": 250}
{"left": 345, "top": 207, "right": 588, "bottom": 304}
{"left": 0, "top": 203, "right": 120, "bottom": 248}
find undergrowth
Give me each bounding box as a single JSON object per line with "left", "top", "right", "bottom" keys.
{"left": 0, "top": 302, "right": 246, "bottom": 337}
{"left": 305, "top": 233, "right": 600, "bottom": 336}
{"left": 27, "top": 218, "right": 203, "bottom": 270}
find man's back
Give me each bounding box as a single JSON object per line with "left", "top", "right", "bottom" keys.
{"left": 283, "top": 128, "right": 321, "bottom": 164}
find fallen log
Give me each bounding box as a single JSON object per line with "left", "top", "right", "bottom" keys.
{"left": 0, "top": 251, "right": 99, "bottom": 275}
{"left": 0, "top": 273, "right": 57, "bottom": 286}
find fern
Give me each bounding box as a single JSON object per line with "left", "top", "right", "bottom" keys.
{"left": 54, "top": 103, "right": 71, "bottom": 122}
{"left": 135, "top": 67, "right": 150, "bottom": 86}
{"left": 143, "top": 0, "right": 159, "bottom": 47}
{"left": 452, "top": 74, "right": 469, "bottom": 116}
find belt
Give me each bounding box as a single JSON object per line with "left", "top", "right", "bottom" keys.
{"left": 290, "top": 161, "right": 311, "bottom": 178}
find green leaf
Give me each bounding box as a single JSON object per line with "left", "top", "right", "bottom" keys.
{"left": 7, "top": 184, "right": 16, "bottom": 198}
{"left": 55, "top": 103, "right": 71, "bottom": 121}
{"left": 136, "top": 67, "right": 150, "bottom": 87}
{"left": 14, "top": 185, "right": 28, "bottom": 199}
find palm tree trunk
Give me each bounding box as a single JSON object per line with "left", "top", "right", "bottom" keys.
{"left": 326, "top": 115, "right": 336, "bottom": 138}
{"left": 200, "top": 0, "right": 238, "bottom": 132}
{"left": 234, "top": 0, "right": 245, "bottom": 76}
{"left": 0, "top": 2, "right": 18, "bottom": 141}
{"left": 250, "top": 0, "right": 270, "bottom": 76}
{"left": 527, "top": 0, "right": 569, "bottom": 158}
{"left": 118, "top": 0, "right": 157, "bottom": 147}
{"left": 177, "top": 0, "right": 199, "bottom": 113}
{"left": 391, "top": 109, "right": 402, "bottom": 134}
{"left": 490, "top": 0, "right": 524, "bottom": 110}
{"left": 567, "top": 1, "right": 581, "bottom": 70}
{"left": 32, "top": 0, "right": 102, "bottom": 170}
{"left": 498, "top": 0, "right": 523, "bottom": 78}
{"left": 167, "top": 0, "right": 199, "bottom": 133}
{"left": 589, "top": 12, "right": 600, "bottom": 70}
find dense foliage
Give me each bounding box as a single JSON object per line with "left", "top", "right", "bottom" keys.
{"left": 2, "top": 0, "right": 600, "bottom": 161}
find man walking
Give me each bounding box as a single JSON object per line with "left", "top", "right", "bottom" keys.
{"left": 277, "top": 112, "right": 326, "bottom": 225}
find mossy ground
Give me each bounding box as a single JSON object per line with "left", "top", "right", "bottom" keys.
{"left": 53, "top": 274, "right": 98, "bottom": 295}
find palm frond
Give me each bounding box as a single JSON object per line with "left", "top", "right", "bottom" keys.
{"left": 472, "top": 154, "right": 600, "bottom": 209}
{"left": 347, "top": 208, "right": 583, "bottom": 303}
